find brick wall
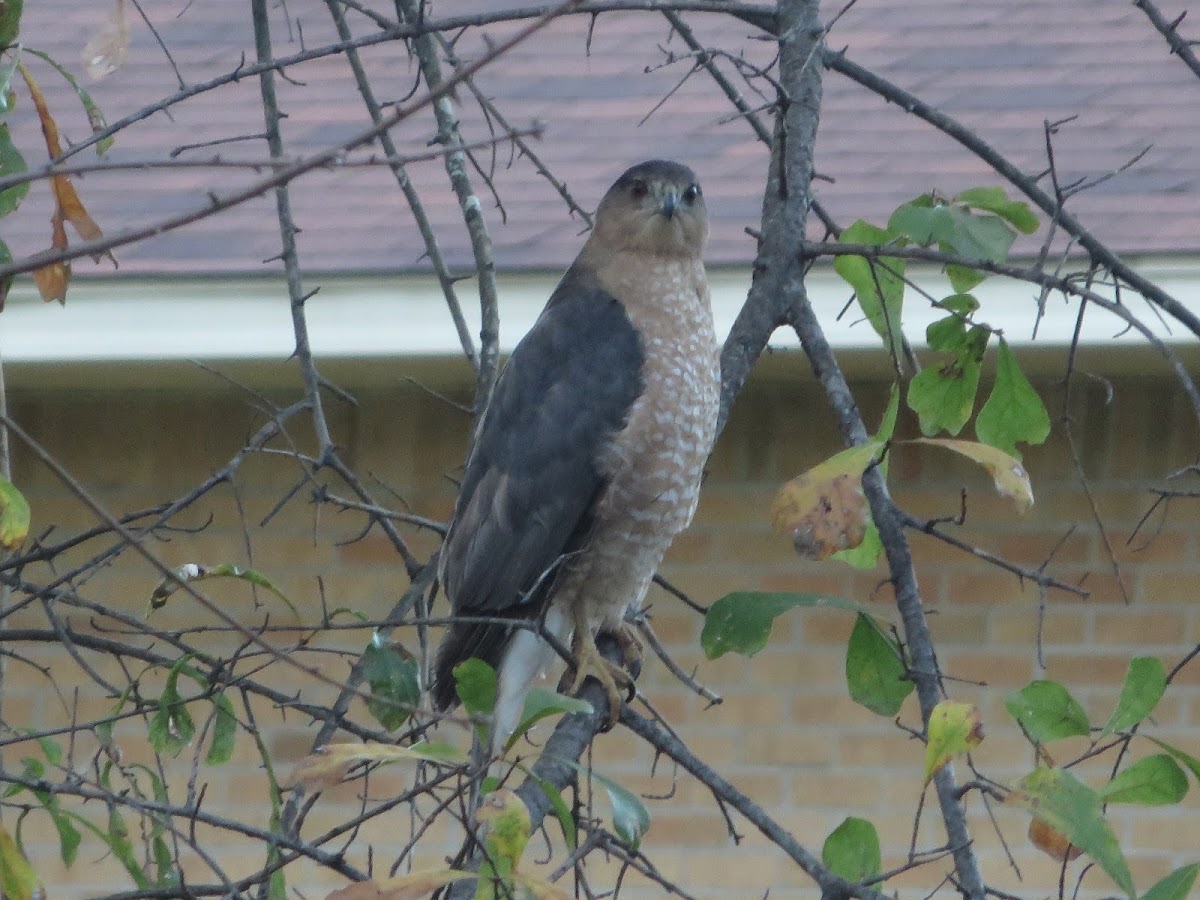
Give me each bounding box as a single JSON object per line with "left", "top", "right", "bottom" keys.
{"left": 3, "top": 361, "right": 1198, "bottom": 899}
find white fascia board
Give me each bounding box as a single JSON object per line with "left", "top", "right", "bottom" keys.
{"left": 1, "top": 259, "right": 1198, "bottom": 364}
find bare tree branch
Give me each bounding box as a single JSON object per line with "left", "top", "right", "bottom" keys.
{"left": 1134, "top": 0, "right": 1200, "bottom": 82}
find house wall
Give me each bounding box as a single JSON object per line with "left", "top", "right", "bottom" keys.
{"left": 3, "top": 360, "right": 1198, "bottom": 899}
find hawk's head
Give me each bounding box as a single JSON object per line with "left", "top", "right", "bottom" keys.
{"left": 592, "top": 159, "right": 708, "bottom": 259}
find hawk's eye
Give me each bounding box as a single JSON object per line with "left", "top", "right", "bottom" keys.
{"left": 682, "top": 184, "right": 700, "bottom": 204}
{"left": 629, "top": 179, "right": 649, "bottom": 200}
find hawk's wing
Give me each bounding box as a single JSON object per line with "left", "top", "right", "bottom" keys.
{"left": 431, "top": 266, "right": 644, "bottom": 709}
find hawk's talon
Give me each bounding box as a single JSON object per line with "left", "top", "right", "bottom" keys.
{"left": 558, "top": 625, "right": 639, "bottom": 729}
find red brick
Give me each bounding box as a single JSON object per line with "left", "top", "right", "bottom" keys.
{"left": 989, "top": 606, "right": 1088, "bottom": 645}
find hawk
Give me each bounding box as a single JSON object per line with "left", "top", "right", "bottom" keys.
{"left": 432, "top": 160, "right": 720, "bottom": 752}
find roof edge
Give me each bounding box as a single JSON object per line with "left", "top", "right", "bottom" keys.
{"left": 2, "top": 258, "right": 1197, "bottom": 387}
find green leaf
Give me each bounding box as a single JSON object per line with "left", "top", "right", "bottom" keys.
{"left": 875, "top": 381, "right": 901, "bottom": 443}
{"left": 907, "top": 356, "right": 982, "bottom": 437}
{"left": 701, "top": 592, "right": 871, "bottom": 660}
{"left": 975, "top": 338, "right": 1050, "bottom": 457}
{"left": 822, "top": 816, "right": 881, "bottom": 883}
{"left": 1100, "top": 754, "right": 1188, "bottom": 806}
{"left": 1101, "top": 656, "right": 1166, "bottom": 738}
{"left": 0, "top": 123, "right": 29, "bottom": 218}
{"left": 1146, "top": 737, "right": 1200, "bottom": 782}
{"left": 101, "top": 808, "right": 147, "bottom": 888}
{"left": 1012, "top": 767, "right": 1133, "bottom": 896}
{"left": 363, "top": 634, "right": 421, "bottom": 731}
{"left": 557, "top": 759, "right": 650, "bottom": 850}
{"left": 946, "top": 263, "right": 986, "bottom": 294}
{"left": 0, "top": 476, "right": 30, "bottom": 549}
{"left": 24, "top": 47, "right": 112, "bottom": 154}
{"left": 152, "top": 833, "right": 177, "bottom": 887}
{"left": 831, "top": 522, "right": 884, "bottom": 570}
{"left": 17, "top": 731, "right": 62, "bottom": 767}
{"left": 1144, "top": 863, "right": 1200, "bottom": 900}
{"left": 944, "top": 208, "right": 1017, "bottom": 262}
{"left": 408, "top": 740, "right": 471, "bottom": 766}
{"left": 890, "top": 196, "right": 1018, "bottom": 262}
{"left": 17, "top": 764, "right": 79, "bottom": 868}
{"left": 1004, "top": 680, "right": 1089, "bottom": 743}
{"left": 34, "top": 793, "right": 79, "bottom": 867}
{"left": 454, "top": 658, "right": 498, "bottom": 718}
{"left": 61, "top": 808, "right": 147, "bottom": 889}
{"left": 506, "top": 687, "right": 593, "bottom": 751}
{"left": 0, "top": 45, "right": 19, "bottom": 113}
{"left": 912, "top": 317, "right": 988, "bottom": 438}
{"left": 149, "top": 656, "right": 197, "bottom": 758}
{"left": 0, "top": 0, "right": 22, "bottom": 47}
{"left": 592, "top": 769, "right": 650, "bottom": 850}
{"left": 887, "top": 194, "right": 945, "bottom": 244}
{"left": 845, "top": 613, "right": 913, "bottom": 716}
{"left": 268, "top": 860, "right": 286, "bottom": 900}
{"left": 533, "top": 776, "right": 577, "bottom": 852}
{"left": 205, "top": 692, "right": 237, "bottom": 766}
{"left": 925, "top": 295, "right": 981, "bottom": 351}
{"left": 149, "top": 563, "right": 298, "bottom": 619}
{"left": 834, "top": 219, "right": 906, "bottom": 363}
{"left": 954, "top": 186, "right": 1039, "bottom": 234}
{"left": 0, "top": 238, "right": 11, "bottom": 309}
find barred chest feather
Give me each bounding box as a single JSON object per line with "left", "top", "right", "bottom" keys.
{"left": 566, "top": 253, "right": 720, "bottom": 627}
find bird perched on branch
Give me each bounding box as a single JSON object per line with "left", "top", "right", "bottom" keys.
{"left": 432, "top": 159, "right": 720, "bottom": 753}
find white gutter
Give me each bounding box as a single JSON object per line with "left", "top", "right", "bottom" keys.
{"left": 1, "top": 259, "right": 1197, "bottom": 365}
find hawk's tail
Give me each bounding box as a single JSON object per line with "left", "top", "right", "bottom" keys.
{"left": 430, "top": 620, "right": 514, "bottom": 711}
{"left": 432, "top": 606, "right": 570, "bottom": 759}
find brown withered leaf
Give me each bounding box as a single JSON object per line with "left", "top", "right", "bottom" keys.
{"left": 17, "top": 61, "right": 116, "bottom": 293}
{"left": 325, "top": 870, "right": 473, "bottom": 900}
{"left": 770, "top": 441, "right": 883, "bottom": 560}
{"left": 285, "top": 741, "right": 468, "bottom": 791}
{"left": 1028, "top": 817, "right": 1082, "bottom": 863}
{"left": 31, "top": 261, "right": 68, "bottom": 305}
{"left": 82, "top": 0, "right": 129, "bottom": 80}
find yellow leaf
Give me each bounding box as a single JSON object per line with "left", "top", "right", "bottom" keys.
{"left": 326, "top": 870, "right": 473, "bottom": 900}
{"left": 285, "top": 741, "right": 467, "bottom": 790}
{"left": 82, "top": 0, "right": 129, "bottom": 80}
{"left": 515, "top": 873, "right": 571, "bottom": 900}
{"left": 0, "top": 477, "right": 30, "bottom": 549}
{"left": 909, "top": 438, "right": 1033, "bottom": 514}
{"left": 0, "top": 821, "right": 43, "bottom": 900}
{"left": 769, "top": 442, "right": 884, "bottom": 560}
{"left": 476, "top": 790, "right": 532, "bottom": 874}
{"left": 923, "top": 700, "right": 984, "bottom": 784}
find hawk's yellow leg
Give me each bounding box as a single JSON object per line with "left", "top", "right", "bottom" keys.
{"left": 561, "top": 610, "right": 643, "bottom": 729}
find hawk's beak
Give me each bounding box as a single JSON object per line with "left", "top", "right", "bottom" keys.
{"left": 660, "top": 189, "right": 678, "bottom": 220}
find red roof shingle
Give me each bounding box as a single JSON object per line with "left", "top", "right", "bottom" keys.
{"left": 6, "top": 0, "right": 1199, "bottom": 276}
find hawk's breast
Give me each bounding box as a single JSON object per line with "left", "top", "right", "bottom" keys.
{"left": 567, "top": 255, "right": 720, "bottom": 627}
